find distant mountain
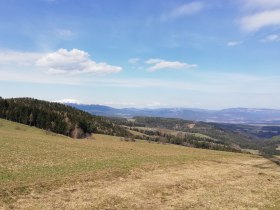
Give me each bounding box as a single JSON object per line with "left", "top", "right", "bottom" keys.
{"left": 65, "top": 103, "right": 280, "bottom": 125}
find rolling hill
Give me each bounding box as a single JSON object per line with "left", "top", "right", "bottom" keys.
{"left": 0, "top": 118, "right": 280, "bottom": 209}
{"left": 0, "top": 97, "right": 129, "bottom": 138}
{"left": 1, "top": 97, "right": 279, "bottom": 155}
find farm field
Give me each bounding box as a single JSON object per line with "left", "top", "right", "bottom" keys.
{"left": 0, "top": 119, "right": 280, "bottom": 209}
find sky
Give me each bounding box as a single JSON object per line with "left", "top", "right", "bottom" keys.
{"left": 0, "top": 0, "right": 280, "bottom": 109}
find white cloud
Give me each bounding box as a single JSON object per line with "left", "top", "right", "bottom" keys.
{"left": 227, "top": 41, "right": 243, "bottom": 46}
{"left": 146, "top": 59, "right": 164, "bottom": 64}
{"left": 0, "top": 49, "right": 122, "bottom": 76}
{"left": 239, "top": 1, "right": 280, "bottom": 32}
{"left": 35, "top": 48, "right": 121, "bottom": 75}
{"left": 128, "top": 58, "right": 140, "bottom": 64}
{"left": 162, "top": 2, "right": 204, "bottom": 20}
{"left": 241, "top": 9, "right": 280, "bottom": 32}
{"left": 1, "top": 67, "right": 279, "bottom": 109}
{"left": 244, "top": 0, "right": 280, "bottom": 10}
{"left": 1, "top": 66, "right": 280, "bottom": 107}
{"left": 0, "top": 48, "right": 122, "bottom": 85}
{"left": 261, "top": 34, "right": 280, "bottom": 42}
{"left": 171, "top": 2, "right": 204, "bottom": 17}
{"left": 146, "top": 59, "right": 197, "bottom": 72}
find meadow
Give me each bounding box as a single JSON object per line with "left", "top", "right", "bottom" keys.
{"left": 0, "top": 119, "right": 280, "bottom": 209}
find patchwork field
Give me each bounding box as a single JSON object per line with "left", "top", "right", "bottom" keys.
{"left": 0, "top": 119, "right": 280, "bottom": 209}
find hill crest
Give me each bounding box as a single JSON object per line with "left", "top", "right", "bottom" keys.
{"left": 0, "top": 97, "right": 128, "bottom": 138}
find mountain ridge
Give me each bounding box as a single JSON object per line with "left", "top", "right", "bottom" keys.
{"left": 64, "top": 103, "right": 280, "bottom": 125}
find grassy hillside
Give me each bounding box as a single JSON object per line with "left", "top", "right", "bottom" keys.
{"left": 1, "top": 119, "right": 280, "bottom": 209}
{"left": 2, "top": 97, "right": 278, "bottom": 155}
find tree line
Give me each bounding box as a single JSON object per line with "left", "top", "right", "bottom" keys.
{"left": 129, "top": 127, "right": 239, "bottom": 152}
{"left": 0, "top": 97, "right": 129, "bottom": 138}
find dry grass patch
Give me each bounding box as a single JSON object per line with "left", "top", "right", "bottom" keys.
{"left": 8, "top": 157, "right": 280, "bottom": 210}
{"left": 0, "top": 119, "right": 279, "bottom": 209}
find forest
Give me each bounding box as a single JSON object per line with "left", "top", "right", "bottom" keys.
{"left": 0, "top": 97, "right": 129, "bottom": 138}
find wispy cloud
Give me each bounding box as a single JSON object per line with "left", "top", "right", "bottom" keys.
{"left": 244, "top": 0, "right": 280, "bottom": 10}
{"left": 55, "top": 29, "right": 75, "bottom": 39}
{"left": 161, "top": 2, "right": 204, "bottom": 21}
{"left": 241, "top": 9, "right": 280, "bottom": 32}
{"left": 128, "top": 58, "right": 140, "bottom": 64}
{"left": 146, "top": 59, "right": 197, "bottom": 72}
{"left": 0, "top": 50, "right": 42, "bottom": 65}
{"left": 1, "top": 66, "right": 279, "bottom": 102}
{"left": 261, "top": 34, "right": 280, "bottom": 42}
{"left": 239, "top": 0, "right": 280, "bottom": 32}
{"left": 227, "top": 41, "right": 243, "bottom": 47}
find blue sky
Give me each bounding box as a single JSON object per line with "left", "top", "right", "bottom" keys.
{"left": 0, "top": 0, "right": 280, "bottom": 109}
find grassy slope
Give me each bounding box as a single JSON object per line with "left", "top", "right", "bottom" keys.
{"left": 0, "top": 119, "right": 280, "bottom": 209}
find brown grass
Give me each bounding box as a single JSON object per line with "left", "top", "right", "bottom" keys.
{"left": 0, "top": 119, "right": 280, "bottom": 209}
{"left": 7, "top": 157, "right": 280, "bottom": 210}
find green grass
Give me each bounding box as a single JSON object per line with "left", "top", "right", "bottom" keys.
{"left": 0, "top": 119, "right": 253, "bottom": 205}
